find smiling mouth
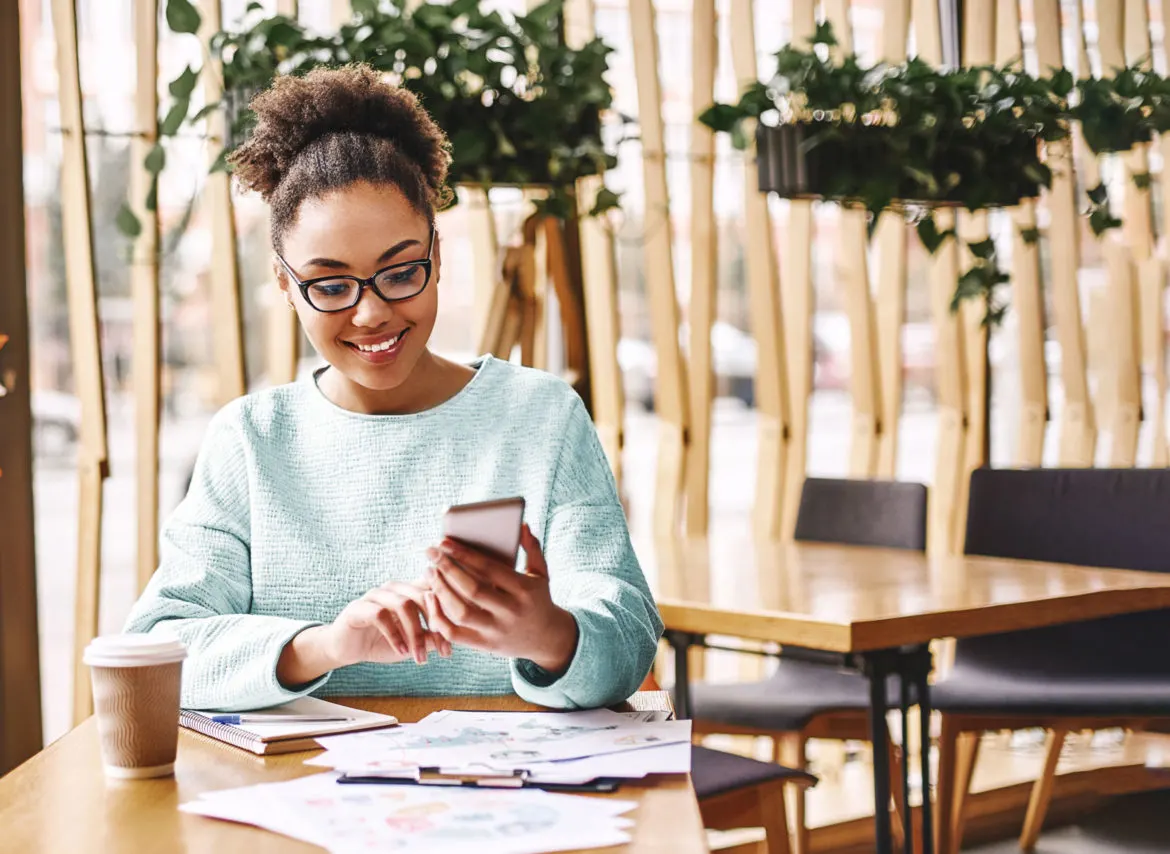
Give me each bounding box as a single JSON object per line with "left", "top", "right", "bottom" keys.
{"left": 346, "top": 329, "right": 408, "bottom": 353}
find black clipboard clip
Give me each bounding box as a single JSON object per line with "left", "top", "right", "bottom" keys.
{"left": 336, "top": 768, "right": 623, "bottom": 793}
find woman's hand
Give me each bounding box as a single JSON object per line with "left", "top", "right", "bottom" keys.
{"left": 277, "top": 581, "right": 452, "bottom": 688}
{"left": 423, "top": 524, "right": 579, "bottom": 675}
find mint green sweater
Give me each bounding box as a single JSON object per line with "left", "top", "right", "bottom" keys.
{"left": 125, "top": 357, "right": 662, "bottom": 711}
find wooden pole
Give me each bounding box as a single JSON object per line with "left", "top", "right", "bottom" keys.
{"left": 950, "top": 0, "right": 996, "bottom": 555}
{"left": 729, "top": 0, "right": 788, "bottom": 539}
{"left": 874, "top": 0, "right": 912, "bottom": 478}
{"left": 52, "top": 0, "right": 110, "bottom": 725}
{"left": 467, "top": 188, "right": 500, "bottom": 357}
{"left": 132, "top": 0, "right": 161, "bottom": 594}
{"left": 997, "top": 0, "right": 1047, "bottom": 467}
{"left": 824, "top": 0, "right": 882, "bottom": 478}
{"left": 915, "top": 0, "right": 967, "bottom": 554}
{"left": 780, "top": 0, "right": 817, "bottom": 541}
{"left": 566, "top": 0, "right": 625, "bottom": 481}
{"left": 1104, "top": 240, "right": 1142, "bottom": 464}
{"left": 683, "top": 0, "right": 718, "bottom": 535}
{"left": 265, "top": 0, "right": 301, "bottom": 388}
{"left": 629, "top": 0, "right": 689, "bottom": 539}
{"left": 0, "top": 0, "right": 43, "bottom": 773}
{"left": 201, "top": 1, "right": 246, "bottom": 405}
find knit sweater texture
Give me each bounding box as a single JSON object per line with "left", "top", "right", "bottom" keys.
{"left": 125, "top": 356, "right": 662, "bottom": 711}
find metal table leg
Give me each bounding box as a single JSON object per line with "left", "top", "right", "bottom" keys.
{"left": 862, "top": 651, "right": 895, "bottom": 854}
{"left": 664, "top": 629, "right": 697, "bottom": 719}
{"left": 913, "top": 644, "right": 935, "bottom": 854}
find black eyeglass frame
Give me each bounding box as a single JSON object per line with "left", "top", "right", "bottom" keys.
{"left": 276, "top": 227, "right": 437, "bottom": 313}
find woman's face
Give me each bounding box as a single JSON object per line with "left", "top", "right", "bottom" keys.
{"left": 276, "top": 181, "right": 440, "bottom": 395}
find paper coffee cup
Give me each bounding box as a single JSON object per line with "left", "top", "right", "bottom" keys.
{"left": 84, "top": 634, "right": 187, "bottom": 779}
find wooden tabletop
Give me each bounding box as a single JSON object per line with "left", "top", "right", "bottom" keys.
{"left": 644, "top": 537, "right": 1170, "bottom": 652}
{"left": 0, "top": 692, "right": 706, "bottom": 854}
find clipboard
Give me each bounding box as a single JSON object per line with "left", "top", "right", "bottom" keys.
{"left": 336, "top": 768, "right": 624, "bottom": 793}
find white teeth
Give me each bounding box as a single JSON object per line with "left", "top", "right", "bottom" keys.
{"left": 354, "top": 331, "right": 403, "bottom": 353}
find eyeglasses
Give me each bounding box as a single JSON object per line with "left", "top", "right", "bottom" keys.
{"left": 276, "top": 228, "right": 436, "bottom": 313}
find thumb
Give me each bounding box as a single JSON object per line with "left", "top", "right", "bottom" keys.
{"left": 521, "top": 523, "right": 548, "bottom": 579}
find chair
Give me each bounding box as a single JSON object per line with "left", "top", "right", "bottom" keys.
{"left": 690, "top": 477, "right": 929, "bottom": 853}
{"left": 638, "top": 674, "right": 817, "bottom": 854}
{"left": 933, "top": 468, "right": 1170, "bottom": 854}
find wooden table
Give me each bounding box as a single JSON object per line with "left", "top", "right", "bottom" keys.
{"left": 646, "top": 538, "right": 1170, "bottom": 854}
{"left": 0, "top": 692, "right": 706, "bottom": 854}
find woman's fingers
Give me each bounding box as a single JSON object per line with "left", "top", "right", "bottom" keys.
{"left": 431, "top": 562, "right": 492, "bottom": 629}
{"left": 432, "top": 541, "right": 525, "bottom": 596}
{"left": 366, "top": 590, "right": 429, "bottom": 664}
{"left": 520, "top": 524, "right": 549, "bottom": 579}
{"left": 432, "top": 554, "right": 516, "bottom": 614}
{"left": 359, "top": 600, "right": 407, "bottom": 657}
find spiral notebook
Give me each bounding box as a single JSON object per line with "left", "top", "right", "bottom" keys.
{"left": 180, "top": 697, "right": 398, "bottom": 756}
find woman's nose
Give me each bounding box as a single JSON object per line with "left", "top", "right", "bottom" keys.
{"left": 349, "top": 284, "right": 397, "bottom": 328}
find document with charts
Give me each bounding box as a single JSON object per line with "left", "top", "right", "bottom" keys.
{"left": 181, "top": 772, "right": 636, "bottom": 854}
{"left": 312, "top": 708, "right": 691, "bottom": 774}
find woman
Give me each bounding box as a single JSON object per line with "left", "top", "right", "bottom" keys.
{"left": 126, "top": 65, "right": 662, "bottom": 712}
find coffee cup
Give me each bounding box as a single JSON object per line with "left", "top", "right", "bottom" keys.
{"left": 83, "top": 633, "right": 187, "bottom": 779}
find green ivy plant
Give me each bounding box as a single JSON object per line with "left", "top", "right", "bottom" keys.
{"left": 118, "top": 0, "right": 629, "bottom": 238}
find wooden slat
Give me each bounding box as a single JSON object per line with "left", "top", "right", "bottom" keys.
{"left": 780, "top": 0, "right": 817, "bottom": 542}
{"left": 996, "top": 0, "right": 1047, "bottom": 467}
{"left": 1034, "top": 0, "right": 1095, "bottom": 465}
{"left": 565, "top": 0, "right": 624, "bottom": 478}
{"left": 467, "top": 188, "right": 500, "bottom": 360}
{"left": 265, "top": 0, "right": 301, "bottom": 388}
{"left": 132, "top": 0, "right": 161, "bottom": 593}
{"left": 1104, "top": 240, "right": 1142, "bottom": 464}
{"left": 914, "top": 2, "right": 966, "bottom": 552}
{"left": 0, "top": 0, "right": 43, "bottom": 773}
{"left": 51, "top": 0, "right": 111, "bottom": 726}
{"left": 824, "top": 0, "right": 882, "bottom": 478}
{"left": 201, "top": 0, "right": 246, "bottom": 405}
{"left": 729, "top": 0, "right": 788, "bottom": 539}
{"left": 874, "top": 0, "right": 912, "bottom": 478}
{"left": 629, "top": 0, "right": 688, "bottom": 539}
{"left": 683, "top": 0, "right": 717, "bottom": 535}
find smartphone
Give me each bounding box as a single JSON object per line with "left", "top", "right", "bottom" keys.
{"left": 442, "top": 497, "right": 526, "bottom": 565}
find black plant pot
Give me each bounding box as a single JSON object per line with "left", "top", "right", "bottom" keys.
{"left": 755, "top": 123, "right": 1043, "bottom": 209}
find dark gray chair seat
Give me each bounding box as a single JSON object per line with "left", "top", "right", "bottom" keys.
{"left": 693, "top": 660, "right": 917, "bottom": 731}
{"left": 691, "top": 745, "right": 816, "bottom": 800}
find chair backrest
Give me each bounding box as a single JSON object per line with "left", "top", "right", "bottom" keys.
{"left": 794, "top": 477, "right": 928, "bottom": 552}
{"left": 956, "top": 467, "right": 1170, "bottom": 675}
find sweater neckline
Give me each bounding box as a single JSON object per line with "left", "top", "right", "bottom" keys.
{"left": 308, "top": 354, "right": 494, "bottom": 421}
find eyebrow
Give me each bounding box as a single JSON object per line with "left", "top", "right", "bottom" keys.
{"left": 301, "top": 238, "right": 422, "bottom": 271}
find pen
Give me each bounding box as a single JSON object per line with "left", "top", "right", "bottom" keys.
{"left": 210, "top": 714, "right": 355, "bottom": 724}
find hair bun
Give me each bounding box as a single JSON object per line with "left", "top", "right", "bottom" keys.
{"left": 230, "top": 65, "right": 450, "bottom": 203}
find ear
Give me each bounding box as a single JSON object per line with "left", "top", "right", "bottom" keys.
{"left": 432, "top": 231, "right": 442, "bottom": 282}
{"left": 273, "top": 259, "right": 294, "bottom": 304}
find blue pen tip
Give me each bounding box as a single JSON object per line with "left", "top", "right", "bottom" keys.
{"left": 211, "top": 715, "right": 240, "bottom": 724}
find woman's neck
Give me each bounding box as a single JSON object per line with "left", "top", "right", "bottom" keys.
{"left": 317, "top": 349, "right": 476, "bottom": 415}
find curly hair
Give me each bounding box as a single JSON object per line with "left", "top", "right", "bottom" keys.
{"left": 229, "top": 65, "right": 453, "bottom": 250}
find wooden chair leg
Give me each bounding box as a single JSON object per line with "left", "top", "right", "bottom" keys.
{"left": 935, "top": 714, "right": 962, "bottom": 854}
{"left": 952, "top": 731, "right": 982, "bottom": 850}
{"left": 1019, "top": 728, "right": 1066, "bottom": 851}
{"left": 888, "top": 736, "right": 906, "bottom": 848}
{"left": 779, "top": 733, "right": 809, "bottom": 854}
{"left": 759, "top": 780, "right": 794, "bottom": 854}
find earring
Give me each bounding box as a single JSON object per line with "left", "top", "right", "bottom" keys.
{"left": 287, "top": 301, "right": 296, "bottom": 311}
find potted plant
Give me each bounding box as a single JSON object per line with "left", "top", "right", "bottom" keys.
{"left": 118, "top": 0, "right": 631, "bottom": 237}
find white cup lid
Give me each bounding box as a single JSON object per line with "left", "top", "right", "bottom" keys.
{"left": 84, "top": 633, "right": 187, "bottom": 668}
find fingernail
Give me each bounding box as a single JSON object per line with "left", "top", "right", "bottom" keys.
{"left": 426, "top": 547, "right": 438, "bottom": 559}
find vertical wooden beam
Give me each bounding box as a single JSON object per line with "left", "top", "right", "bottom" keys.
{"left": 951, "top": 0, "right": 996, "bottom": 554}
{"left": 729, "top": 0, "right": 788, "bottom": 539}
{"left": 997, "top": 0, "right": 1047, "bottom": 467}
{"left": 825, "top": 0, "right": 883, "bottom": 478}
{"left": 468, "top": 188, "right": 500, "bottom": 358}
{"left": 1033, "top": 0, "right": 1095, "bottom": 465}
{"left": 780, "top": 0, "right": 817, "bottom": 541}
{"left": 629, "top": 0, "right": 689, "bottom": 539}
{"left": 915, "top": 0, "right": 967, "bottom": 553}
{"left": 1156, "top": 0, "right": 1170, "bottom": 463}
{"left": 683, "top": 0, "right": 718, "bottom": 535}
{"left": 265, "top": 0, "right": 301, "bottom": 389}
{"left": 0, "top": 0, "right": 43, "bottom": 772}
{"left": 1104, "top": 240, "right": 1142, "bottom": 464}
{"left": 52, "top": 0, "right": 110, "bottom": 725}
{"left": 132, "top": 0, "right": 161, "bottom": 593}
{"left": 201, "top": 0, "right": 246, "bottom": 405}
{"left": 874, "top": 0, "right": 911, "bottom": 478}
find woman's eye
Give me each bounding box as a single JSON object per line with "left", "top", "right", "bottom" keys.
{"left": 312, "top": 282, "right": 352, "bottom": 297}
{"left": 386, "top": 268, "right": 420, "bottom": 285}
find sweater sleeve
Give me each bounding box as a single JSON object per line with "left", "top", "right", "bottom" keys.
{"left": 509, "top": 394, "right": 663, "bottom": 708}
{"left": 123, "top": 404, "right": 329, "bottom": 711}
